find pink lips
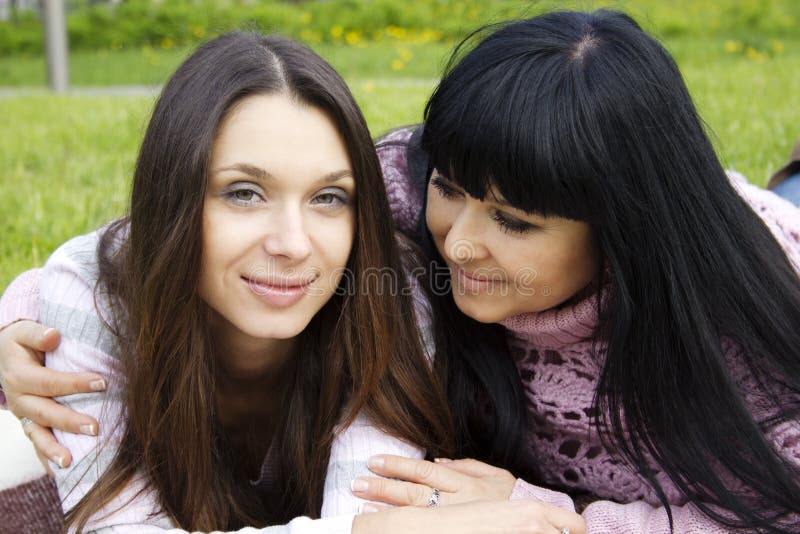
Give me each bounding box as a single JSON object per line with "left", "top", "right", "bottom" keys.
{"left": 243, "top": 276, "right": 314, "bottom": 307}
{"left": 454, "top": 267, "right": 504, "bottom": 292}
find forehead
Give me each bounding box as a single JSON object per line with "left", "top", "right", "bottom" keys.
{"left": 211, "top": 93, "right": 351, "bottom": 179}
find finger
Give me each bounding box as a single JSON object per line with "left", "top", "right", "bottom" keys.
{"left": 7, "top": 321, "right": 62, "bottom": 356}
{"left": 25, "top": 420, "right": 72, "bottom": 469}
{"left": 351, "top": 476, "right": 441, "bottom": 507}
{"left": 5, "top": 364, "right": 106, "bottom": 399}
{"left": 368, "top": 455, "right": 465, "bottom": 491}
{"left": 12, "top": 393, "right": 99, "bottom": 436}
{"left": 438, "top": 458, "right": 504, "bottom": 478}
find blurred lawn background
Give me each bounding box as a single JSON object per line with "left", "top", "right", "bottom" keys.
{"left": 1, "top": 0, "right": 799, "bottom": 289}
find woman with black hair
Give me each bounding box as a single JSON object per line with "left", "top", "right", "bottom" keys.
{"left": 352, "top": 9, "right": 800, "bottom": 533}
{"left": 2, "top": 9, "right": 799, "bottom": 534}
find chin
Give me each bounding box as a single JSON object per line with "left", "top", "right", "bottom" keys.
{"left": 243, "top": 319, "right": 310, "bottom": 340}
{"left": 452, "top": 295, "right": 506, "bottom": 324}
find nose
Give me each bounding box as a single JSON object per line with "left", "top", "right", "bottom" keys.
{"left": 442, "top": 203, "right": 489, "bottom": 265}
{"left": 262, "top": 208, "right": 312, "bottom": 263}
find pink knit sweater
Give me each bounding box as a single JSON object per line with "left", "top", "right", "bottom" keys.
{"left": 377, "top": 127, "right": 800, "bottom": 533}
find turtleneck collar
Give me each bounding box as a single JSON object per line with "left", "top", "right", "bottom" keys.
{"left": 499, "top": 286, "right": 602, "bottom": 350}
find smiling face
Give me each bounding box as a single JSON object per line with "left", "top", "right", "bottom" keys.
{"left": 199, "top": 93, "right": 355, "bottom": 349}
{"left": 425, "top": 171, "right": 598, "bottom": 323}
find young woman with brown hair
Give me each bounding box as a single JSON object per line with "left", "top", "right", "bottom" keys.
{"left": 1, "top": 30, "right": 459, "bottom": 533}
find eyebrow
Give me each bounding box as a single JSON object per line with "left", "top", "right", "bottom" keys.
{"left": 214, "top": 164, "right": 353, "bottom": 184}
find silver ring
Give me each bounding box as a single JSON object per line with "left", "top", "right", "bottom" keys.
{"left": 559, "top": 528, "right": 570, "bottom": 534}
{"left": 19, "top": 417, "right": 34, "bottom": 433}
{"left": 427, "top": 487, "right": 440, "bottom": 508}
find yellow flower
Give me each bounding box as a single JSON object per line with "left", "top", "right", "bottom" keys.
{"left": 771, "top": 40, "right": 785, "bottom": 54}
{"left": 391, "top": 59, "right": 405, "bottom": 71}
{"left": 421, "top": 29, "right": 443, "bottom": 43}
{"left": 330, "top": 25, "right": 344, "bottom": 38}
{"left": 745, "top": 46, "right": 765, "bottom": 62}
{"left": 362, "top": 81, "right": 375, "bottom": 93}
{"left": 190, "top": 26, "right": 206, "bottom": 39}
{"left": 161, "top": 37, "right": 174, "bottom": 49}
{"left": 723, "top": 40, "right": 741, "bottom": 53}
{"left": 386, "top": 25, "right": 407, "bottom": 40}
{"left": 399, "top": 48, "right": 413, "bottom": 62}
{"left": 345, "top": 31, "right": 361, "bottom": 45}
{"left": 300, "top": 12, "right": 311, "bottom": 24}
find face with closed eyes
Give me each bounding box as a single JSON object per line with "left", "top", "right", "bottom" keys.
{"left": 199, "top": 93, "right": 355, "bottom": 349}
{"left": 425, "top": 171, "right": 598, "bottom": 323}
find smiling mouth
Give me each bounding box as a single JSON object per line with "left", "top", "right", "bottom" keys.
{"left": 242, "top": 275, "right": 315, "bottom": 291}
{"left": 455, "top": 267, "right": 506, "bottom": 284}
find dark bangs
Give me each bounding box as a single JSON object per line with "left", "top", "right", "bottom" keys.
{"left": 422, "top": 14, "right": 623, "bottom": 224}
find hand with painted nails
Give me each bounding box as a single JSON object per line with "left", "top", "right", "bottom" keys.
{"left": 351, "top": 454, "right": 518, "bottom": 507}
{"left": 0, "top": 320, "right": 106, "bottom": 472}
{"left": 352, "top": 499, "right": 586, "bottom": 534}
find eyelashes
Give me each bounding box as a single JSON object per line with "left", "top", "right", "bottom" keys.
{"left": 430, "top": 176, "right": 462, "bottom": 199}
{"left": 491, "top": 212, "right": 535, "bottom": 235}
{"left": 430, "top": 176, "right": 536, "bottom": 235}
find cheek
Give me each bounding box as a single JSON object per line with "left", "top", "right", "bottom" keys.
{"left": 313, "top": 213, "right": 355, "bottom": 268}
{"left": 524, "top": 229, "right": 597, "bottom": 296}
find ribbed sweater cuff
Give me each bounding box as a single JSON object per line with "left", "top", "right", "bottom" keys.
{"left": 0, "top": 475, "right": 64, "bottom": 533}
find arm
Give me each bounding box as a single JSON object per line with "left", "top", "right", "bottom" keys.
{"left": 354, "top": 429, "right": 799, "bottom": 533}
{"left": 322, "top": 414, "right": 424, "bottom": 516}
{"left": 510, "top": 478, "right": 731, "bottom": 534}
{"left": 0, "top": 268, "right": 104, "bottom": 467}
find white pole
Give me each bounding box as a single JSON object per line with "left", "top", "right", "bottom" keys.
{"left": 42, "top": 0, "right": 69, "bottom": 92}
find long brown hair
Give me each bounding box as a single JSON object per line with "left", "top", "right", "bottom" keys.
{"left": 67, "top": 32, "right": 454, "bottom": 531}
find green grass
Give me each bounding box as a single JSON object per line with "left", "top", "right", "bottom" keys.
{"left": 0, "top": 41, "right": 454, "bottom": 86}
{"left": 1, "top": 32, "right": 799, "bottom": 290}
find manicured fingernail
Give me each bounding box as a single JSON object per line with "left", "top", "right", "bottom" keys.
{"left": 51, "top": 455, "right": 65, "bottom": 469}
{"left": 360, "top": 503, "right": 379, "bottom": 514}
{"left": 434, "top": 458, "right": 453, "bottom": 463}
{"left": 350, "top": 478, "right": 369, "bottom": 493}
{"left": 42, "top": 328, "right": 56, "bottom": 340}
{"left": 367, "top": 455, "right": 385, "bottom": 469}
{"left": 89, "top": 379, "right": 106, "bottom": 391}
{"left": 80, "top": 424, "right": 97, "bottom": 436}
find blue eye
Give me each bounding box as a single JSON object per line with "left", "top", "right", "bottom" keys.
{"left": 431, "top": 176, "right": 462, "bottom": 199}
{"left": 491, "top": 211, "right": 535, "bottom": 235}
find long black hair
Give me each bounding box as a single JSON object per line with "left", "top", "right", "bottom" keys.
{"left": 420, "top": 10, "right": 800, "bottom": 532}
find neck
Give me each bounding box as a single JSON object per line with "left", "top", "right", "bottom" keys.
{"left": 210, "top": 320, "right": 297, "bottom": 384}
{"left": 211, "top": 320, "right": 296, "bottom": 456}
